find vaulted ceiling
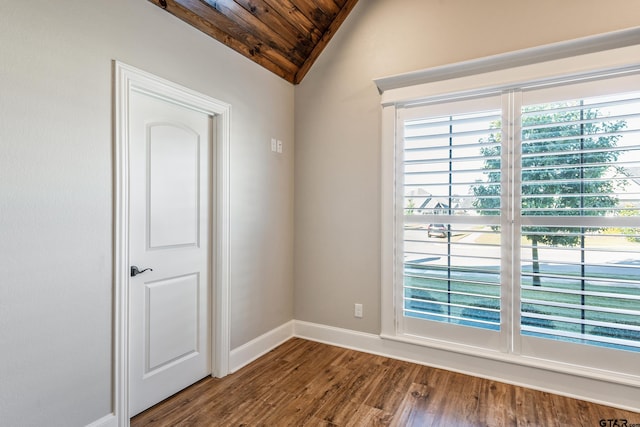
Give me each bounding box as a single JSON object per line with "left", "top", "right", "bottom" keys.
{"left": 148, "top": 0, "right": 359, "bottom": 84}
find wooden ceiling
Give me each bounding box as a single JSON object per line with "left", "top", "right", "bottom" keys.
{"left": 148, "top": 0, "right": 359, "bottom": 84}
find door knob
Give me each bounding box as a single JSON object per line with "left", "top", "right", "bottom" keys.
{"left": 131, "top": 265, "right": 153, "bottom": 277}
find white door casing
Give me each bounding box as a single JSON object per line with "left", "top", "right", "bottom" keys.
{"left": 114, "top": 61, "right": 231, "bottom": 426}
{"left": 128, "top": 91, "right": 211, "bottom": 416}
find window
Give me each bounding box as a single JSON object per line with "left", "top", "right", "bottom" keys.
{"left": 399, "top": 95, "right": 505, "bottom": 350}
{"left": 518, "top": 80, "right": 640, "bottom": 360}
{"left": 391, "top": 71, "right": 640, "bottom": 377}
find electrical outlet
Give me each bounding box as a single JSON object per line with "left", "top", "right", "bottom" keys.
{"left": 354, "top": 303, "right": 363, "bottom": 318}
{"left": 277, "top": 139, "right": 283, "bottom": 153}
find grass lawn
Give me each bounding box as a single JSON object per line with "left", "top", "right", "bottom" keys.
{"left": 475, "top": 230, "right": 639, "bottom": 247}
{"left": 403, "top": 261, "right": 640, "bottom": 349}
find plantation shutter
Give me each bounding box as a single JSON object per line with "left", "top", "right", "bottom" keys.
{"left": 518, "top": 75, "right": 640, "bottom": 354}
{"left": 398, "top": 94, "right": 505, "bottom": 350}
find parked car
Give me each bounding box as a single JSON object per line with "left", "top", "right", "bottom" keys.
{"left": 427, "top": 223, "right": 447, "bottom": 238}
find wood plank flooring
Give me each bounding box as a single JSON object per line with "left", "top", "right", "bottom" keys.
{"left": 131, "top": 338, "right": 640, "bottom": 426}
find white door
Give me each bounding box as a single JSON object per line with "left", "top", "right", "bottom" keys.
{"left": 128, "top": 90, "right": 212, "bottom": 417}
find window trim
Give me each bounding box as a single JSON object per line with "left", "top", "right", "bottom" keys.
{"left": 375, "top": 28, "right": 640, "bottom": 95}
{"left": 378, "top": 33, "right": 640, "bottom": 388}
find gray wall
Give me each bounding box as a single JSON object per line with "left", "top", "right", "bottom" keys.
{"left": 0, "top": 1, "right": 294, "bottom": 425}
{"left": 294, "top": 0, "right": 640, "bottom": 332}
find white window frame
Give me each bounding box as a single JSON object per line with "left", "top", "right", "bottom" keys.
{"left": 378, "top": 28, "right": 640, "bottom": 387}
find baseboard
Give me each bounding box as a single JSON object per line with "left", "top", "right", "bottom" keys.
{"left": 85, "top": 413, "right": 116, "bottom": 427}
{"left": 229, "top": 320, "right": 294, "bottom": 373}
{"left": 293, "top": 320, "right": 640, "bottom": 413}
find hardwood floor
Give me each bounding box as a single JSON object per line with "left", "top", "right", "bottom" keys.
{"left": 131, "top": 338, "right": 639, "bottom": 426}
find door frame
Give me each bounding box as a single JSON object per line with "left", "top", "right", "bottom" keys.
{"left": 113, "top": 61, "right": 231, "bottom": 426}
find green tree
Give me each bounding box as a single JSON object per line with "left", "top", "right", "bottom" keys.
{"left": 618, "top": 205, "right": 640, "bottom": 243}
{"left": 472, "top": 103, "right": 627, "bottom": 286}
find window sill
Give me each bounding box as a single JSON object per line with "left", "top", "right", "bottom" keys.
{"left": 380, "top": 332, "right": 640, "bottom": 388}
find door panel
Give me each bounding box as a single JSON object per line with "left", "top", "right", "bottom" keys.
{"left": 148, "top": 123, "right": 200, "bottom": 249}
{"left": 129, "top": 90, "right": 212, "bottom": 417}
{"left": 145, "top": 274, "right": 200, "bottom": 374}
